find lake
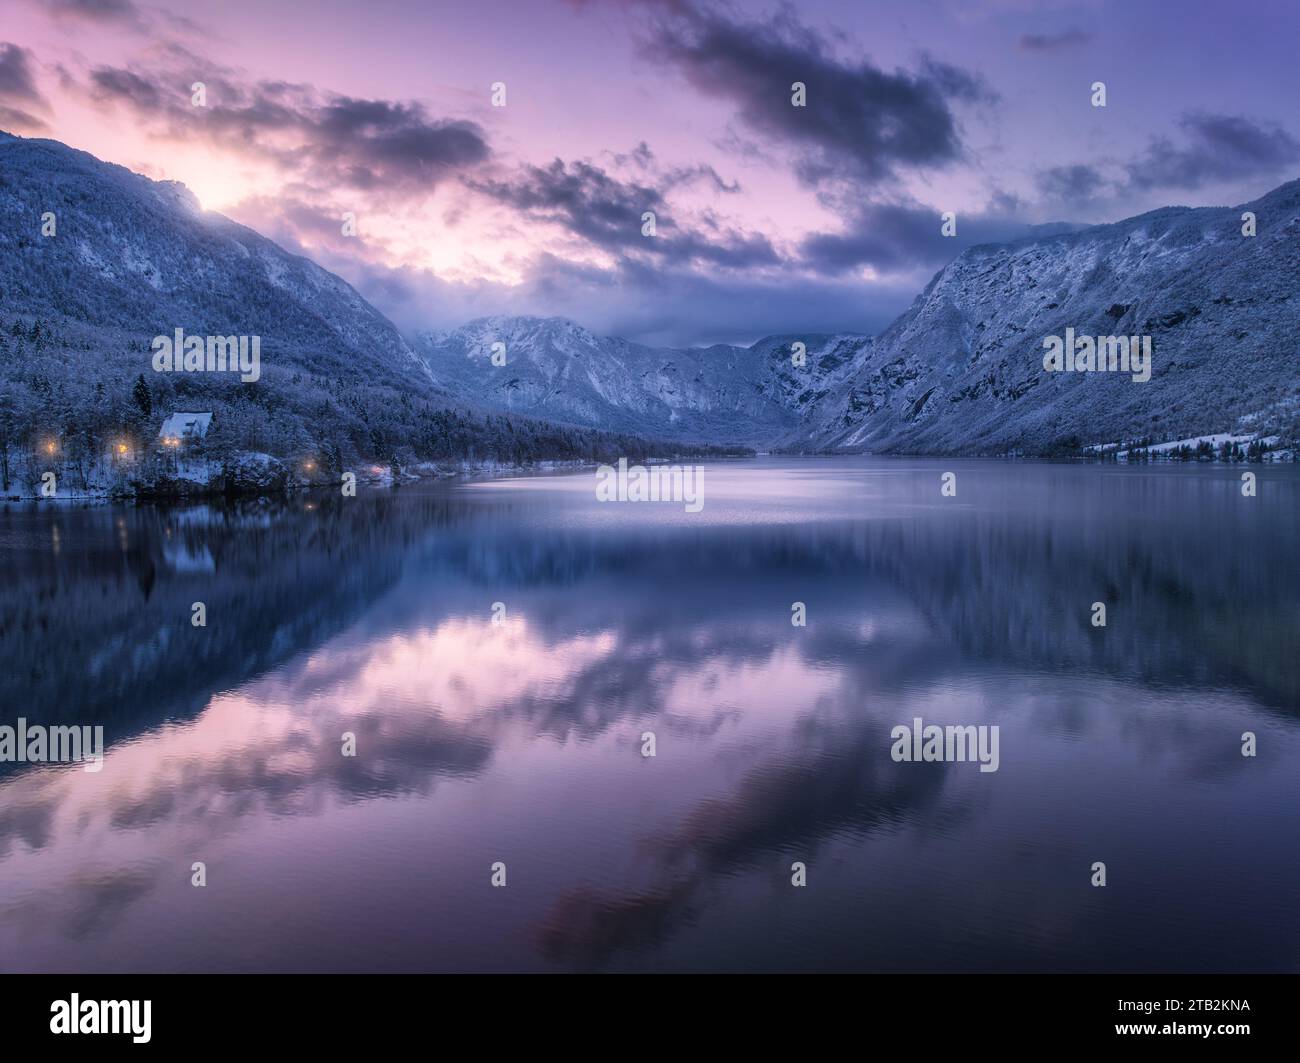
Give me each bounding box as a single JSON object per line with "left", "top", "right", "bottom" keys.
{"left": 2, "top": 457, "right": 1298, "bottom": 972}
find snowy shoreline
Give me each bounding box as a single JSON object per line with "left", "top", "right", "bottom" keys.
{"left": 0, "top": 456, "right": 660, "bottom": 503}
{"left": 4, "top": 436, "right": 1293, "bottom": 506}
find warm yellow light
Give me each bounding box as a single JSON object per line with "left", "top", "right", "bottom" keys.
{"left": 117, "top": 444, "right": 128, "bottom": 454}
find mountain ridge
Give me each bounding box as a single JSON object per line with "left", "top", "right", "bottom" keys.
{"left": 0, "top": 132, "right": 715, "bottom": 495}
{"left": 2, "top": 128, "right": 1296, "bottom": 469}
{"left": 415, "top": 314, "right": 871, "bottom": 444}
{"left": 426, "top": 179, "right": 1299, "bottom": 454}
{"left": 786, "top": 178, "right": 1300, "bottom": 454}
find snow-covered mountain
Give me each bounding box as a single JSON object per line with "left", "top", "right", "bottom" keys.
{"left": 0, "top": 131, "right": 435, "bottom": 393}
{"left": 787, "top": 181, "right": 1300, "bottom": 454}
{"left": 0, "top": 132, "right": 691, "bottom": 479}
{"left": 4, "top": 129, "right": 1295, "bottom": 465}
{"left": 415, "top": 315, "right": 870, "bottom": 444}
{"left": 419, "top": 182, "right": 1299, "bottom": 454}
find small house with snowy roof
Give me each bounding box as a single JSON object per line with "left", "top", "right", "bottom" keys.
{"left": 158, "top": 411, "right": 214, "bottom": 448}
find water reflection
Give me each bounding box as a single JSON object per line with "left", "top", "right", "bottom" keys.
{"left": 1, "top": 460, "right": 1298, "bottom": 971}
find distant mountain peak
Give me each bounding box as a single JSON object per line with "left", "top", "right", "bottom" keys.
{"left": 414, "top": 316, "right": 865, "bottom": 444}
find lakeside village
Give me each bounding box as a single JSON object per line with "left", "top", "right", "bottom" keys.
{"left": 0, "top": 409, "right": 562, "bottom": 501}
{"left": 1, "top": 380, "right": 467, "bottom": 501}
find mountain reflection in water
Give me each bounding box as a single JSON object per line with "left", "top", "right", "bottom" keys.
{"left": 1, "top": 458, "right": 1298, "bottom": 972}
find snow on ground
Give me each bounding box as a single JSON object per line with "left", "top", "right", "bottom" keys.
{"left": 1085, "top": 431, "right": 1287, "bottom": 459}
{"left": 1143, "top": 433, "right": 1275, "bottom": 454}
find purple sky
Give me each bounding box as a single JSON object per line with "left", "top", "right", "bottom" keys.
{"left": 2, "top": 0, "right": 1298, "bottom": 344}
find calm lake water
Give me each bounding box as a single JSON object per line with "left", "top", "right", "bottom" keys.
{"left": 2, "top": 457, "right": 1298, "bottom": 972}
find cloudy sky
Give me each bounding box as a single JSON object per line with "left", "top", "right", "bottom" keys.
{"left": 2, "top": 0, "right": 1298, "bottom": 344}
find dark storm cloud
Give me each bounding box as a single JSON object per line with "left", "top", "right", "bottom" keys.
{"left": 1018, "top": 29, "right": 1092, "bottom": 52}
{"left": 470, "top": 157, "right": 777, "bottom": 268}
{"left": 663, "top": 161, "right": 740, "bottom": 194}
{"left": 0, "top": 42, "right": 47, "bottom": 104}
{"left": 1036, "top": 163, "right": 1107, "bottom": 202}
{"left": 85, "top": 61, "right": 490, "bottom": 193}
{"left": 330, "top": 242, "right": 911, "bottom": 348}
{"left": 1033, "top": 112, "right": 1300, "bottom": 209}
{"left": 0, "top": 105, "right": 46, "bottom": 130}
{"left": 595, "top": 253, "right": 887, "bottom": 342}
{"left": 308, "top": 97, "right": 489, "bottom": 188}
{"left": 1126, "top": 112, "right": 1300, "bottom": 191}
{"left": 0, "top": 42, "right": 50, "bottom": 131}
{"left": 609, "top": 141, "right": 741, "bottom": 193}
{"left": 645, "top": 6, "right": 990, "bottom": 186}
{"left": 471, "top": 158, "right": 663, "bottom": 244}
{"left": 88, "top": 66, "right": 164, "bottom": 110}
{"left": 799, "top": 199, "right": 1065, "bottom": 275}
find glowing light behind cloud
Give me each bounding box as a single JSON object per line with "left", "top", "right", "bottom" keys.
{"left": 3, "top": 0, "right": 1298, "bottom": 342}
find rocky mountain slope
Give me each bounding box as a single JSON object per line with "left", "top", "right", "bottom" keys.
{"left": 419, "top": 180, "right": 1299, "bottom": 455}
{"left": 787, "top": 181, "right": 1300, "bottom": 454}
{"left": 416, "top": 315, "right": 870, "bottom": 444}
{"left": 0, "top": 132, "right": 435, "bottom": 392}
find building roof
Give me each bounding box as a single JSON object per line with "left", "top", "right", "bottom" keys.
{"left": 159, "top": 412, "right": 214, "bottom": 440}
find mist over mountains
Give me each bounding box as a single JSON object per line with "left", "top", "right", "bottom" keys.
{"left": 1, "top": 129, "right": 1296, "bottom": 491}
